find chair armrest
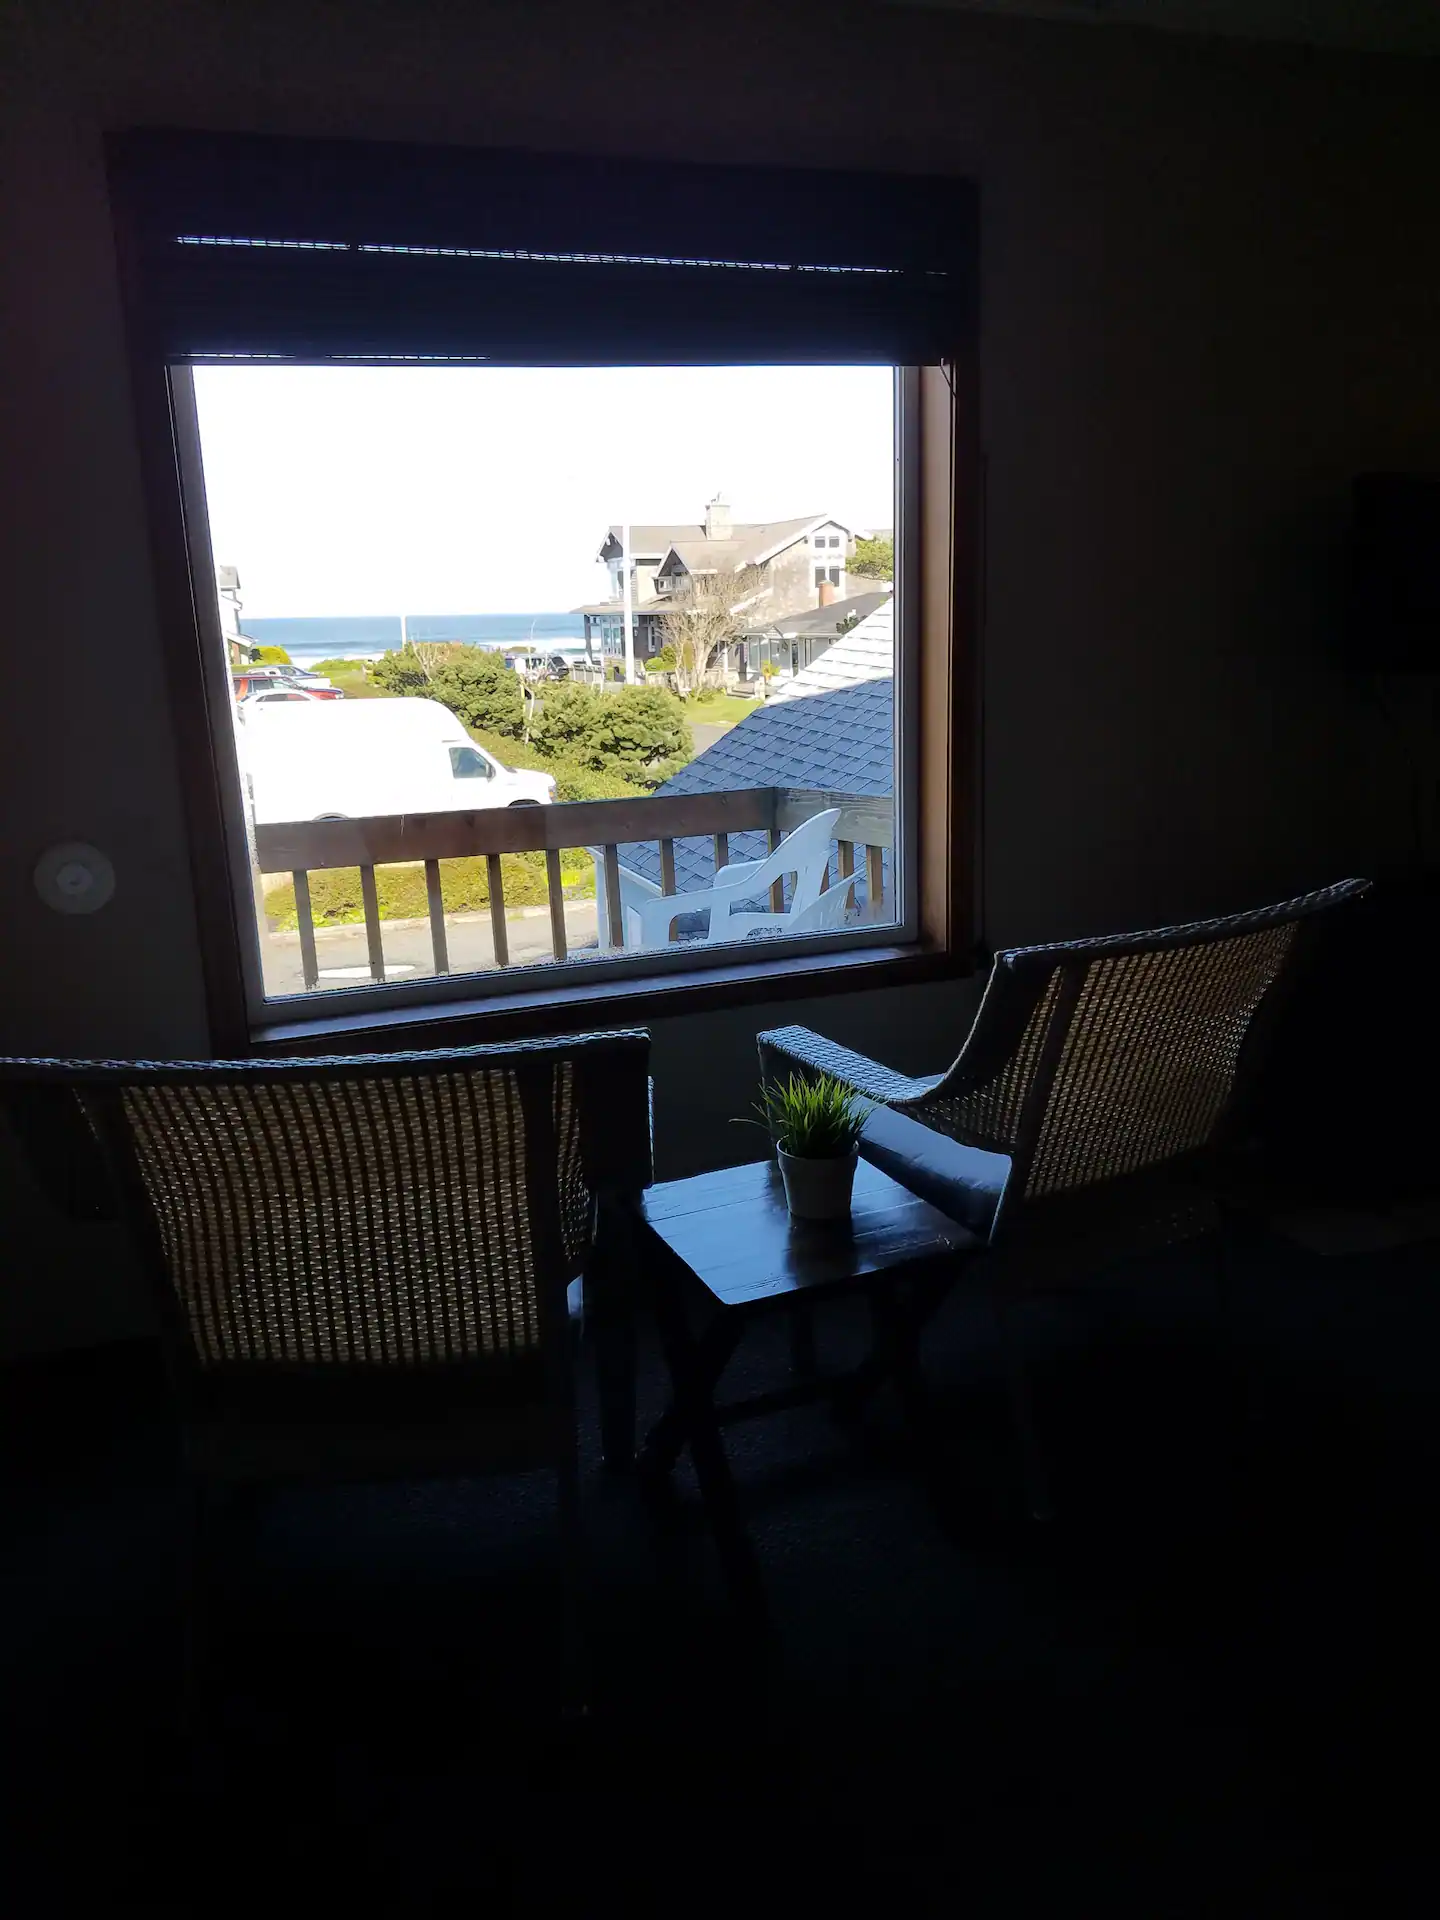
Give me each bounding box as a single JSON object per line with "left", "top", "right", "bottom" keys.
{"left": 757, "top": 1024, "right": 940, "bottom": 1106}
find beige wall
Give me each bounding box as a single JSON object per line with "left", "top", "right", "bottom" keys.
{"left": 2, "top": 0, "right": 1437, "bottom": 1353}
{"left": 768, "top": 540, "right": 822, "bottom": 617}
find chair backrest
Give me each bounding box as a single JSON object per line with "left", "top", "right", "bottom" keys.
{"left": 924, "top": 881, "right": 1368, "bottom": 1205}
{"left": 768, "top": 807, "right": 844, "bottom": 914}
{"left": 0, "top": 1032, "right": 650, "bottom": 1376}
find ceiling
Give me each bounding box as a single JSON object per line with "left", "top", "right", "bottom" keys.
{"left": 893, "top": 0, "right": 1440, "bottom": 56}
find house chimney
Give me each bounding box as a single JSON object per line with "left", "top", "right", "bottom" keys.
{"left": 704, "top": 495, "right": 732, "bottom": 540}
{"left": 817, "top": 579, "right": 837, "bottom": 608}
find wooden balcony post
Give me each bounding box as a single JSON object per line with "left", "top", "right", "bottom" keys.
{"left": 358, "top": 865, "right": 385, "bottom": 983}
{"left": 292, "top": 870, "right": 319, "bottom": 990}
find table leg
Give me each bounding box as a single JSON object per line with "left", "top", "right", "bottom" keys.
{"left": 638, "top": 1312, "right": 744, "bottom": 1476}
{"left": 834, "top": 1268, "right": 955, "bottom": 1419}
{"left": 643, "top": 1284, "right": 766, "bottom": 1620}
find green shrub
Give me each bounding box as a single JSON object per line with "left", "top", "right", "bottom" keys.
{"left": 645, "top": 644, "right": 678, "bottom": 674}
{"left": 543, "top": 760, "right": 645, "bottom": 802}
{"left": 372, "top": 645, "right": 528, "bottom": 738}
{"left": 524, "top": 682, "right": 598, "bottom": 754}
{"left": 266, "top": 849, "right": 594, "bottom": 931}
{"left": 429, "top": 651, "right": 526, "bottom": 736}
{"left": 370, "top": 646, "right": 432, "bottom": 696}
{"left": 590, "top": 685, "right": 692, "bottom": 779}
{"left": 459, "top": 726, "right": 644, "bottom": 803}
{"left": 253, "top": 644, "right": 292, "bottom": 665}
{"left": 529, "top": 683, "right": 691, "bottom": 780}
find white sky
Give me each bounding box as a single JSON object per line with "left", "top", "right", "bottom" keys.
{"left": 192, "top": 365, "right": 895, "bottom": 618}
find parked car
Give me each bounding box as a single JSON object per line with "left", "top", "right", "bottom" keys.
{"left": 233, "top": 665, "right": 340, "bottom": 700}
{"left": 238, "top": 696, "right": 555, "bottom": 821}
{"left": 506, "top": 652, "right": 570, "bottom": 681}
{"left": 239, "top": 686, "right": 344, "bottom": 710}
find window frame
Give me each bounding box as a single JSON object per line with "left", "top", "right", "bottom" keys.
{"left": 126, "top": 340, "right": 975, "bottom": 1052}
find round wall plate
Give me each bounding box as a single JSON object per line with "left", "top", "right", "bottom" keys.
{"left": 34, "top": 841, "right": 117, "bottom": 916}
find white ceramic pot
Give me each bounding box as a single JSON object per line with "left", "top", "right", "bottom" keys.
{"left": 777, "top": 1145, "right": 859, "bottom": 1222}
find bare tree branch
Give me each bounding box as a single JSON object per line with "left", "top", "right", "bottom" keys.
{"left": 654, "top": 565, "right": 768, "bottom": 697}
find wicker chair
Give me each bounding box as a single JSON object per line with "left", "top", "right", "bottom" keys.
{"left": 0, "top": 1031, "right": 652, "bottom": 1706}
{"left": 758, "top": 879, "right": 1369, "bottom": 1514}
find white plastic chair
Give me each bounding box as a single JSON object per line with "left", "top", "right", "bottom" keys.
{"left": 628, "top": 807, "right": 847, "bottom": 948}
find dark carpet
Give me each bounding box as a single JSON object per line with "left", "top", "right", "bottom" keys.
{"left": 5, "top": 1221, "right": 1437, "bottom": 1913}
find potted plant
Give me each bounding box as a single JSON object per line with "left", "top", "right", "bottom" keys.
{"left": 752, "top": 1072, "right": 869, "bottom": 1222}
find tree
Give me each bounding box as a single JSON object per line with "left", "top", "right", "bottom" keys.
{"left": 848, "top": 534, "right": 893, "bottom": 581}
{"left": 253, "top": 644, "right": 292, "bottom": 665}
{"left": 586, "top": 685, "right": 691, "bottom": 783}
{"left": 526, "top": 682, "right": 598, "bottom": 757}
{"left": 655, "top": 565, "right": 767, "bottom": 697}
{"left": 428, "top": 650, "right": 526, "bottom": 737}
{"left": 529, "top": 683, "right": 692, "bottom": 784}
{"left": 371, "top": 640, "right": 463, "bottom": 694}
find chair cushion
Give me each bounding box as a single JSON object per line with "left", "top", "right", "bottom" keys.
{"left": 858, "top": 1103, "right": 1011, "bottom": 1243}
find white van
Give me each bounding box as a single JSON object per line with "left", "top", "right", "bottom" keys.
{"left": 239, "top": 697, "right": 555, "bottom": 823}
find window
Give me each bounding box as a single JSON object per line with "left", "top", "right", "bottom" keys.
{"left": 112, "top": 131, "right": 974, "bottom": 1039}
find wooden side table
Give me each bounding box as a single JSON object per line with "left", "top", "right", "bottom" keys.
{"left": 636, "top": 1158, "right": 980, "bottom": 1611}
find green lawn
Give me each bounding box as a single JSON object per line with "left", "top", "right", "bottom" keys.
{"left": 681, "top": 691, "right": 762, "bottom": 726}
{"left": 309, "top": 659, "right": 386, "bottom": 698}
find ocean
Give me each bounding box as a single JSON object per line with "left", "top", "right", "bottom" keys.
{"left": 242, "top": 612, "right": 586, "bottom": 664}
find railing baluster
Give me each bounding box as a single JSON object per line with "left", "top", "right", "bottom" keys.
{"left": 712, "top": 833, "right": 729, "bottom": 875}
{"left": 602, "top": 844, "right": 625, "bottom": 949}
{"left": 292, "top": 870, "right": 319, "bottom": 989}
{"left": 833, "top": 837, "right": 856, "bottom": 910}
{"left": 358, "top": 864, "right": 385, "bottom": 982}
{"left": 866, "top": 843, "right": 885, "bottom": 922}
{"left": 766, "top": 829, "right": 785, "bottom": 914}
{"left": 545, "top": 848, "right": 567, "bottom": 961}
{"left": 658, "top": 837, "right": 678, "bottom": 945}
{"left": 485, "top": 853, "right": 509, "bottom": 967}
{"left": 424, "top": 859, "right": 449, "bottom": 975}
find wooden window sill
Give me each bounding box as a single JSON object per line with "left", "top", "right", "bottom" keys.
{"left": 250, "top": 941, "right": 970, "bottom": 1054}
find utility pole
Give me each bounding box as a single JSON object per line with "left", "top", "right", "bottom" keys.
{"left": 621, "top": 519, "right": 637, "bottom": 685}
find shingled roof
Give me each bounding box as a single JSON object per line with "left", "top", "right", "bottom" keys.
{"left": 606, "top": 515, "right": 833, "bottom": 571}
{"left": 756, "top": 588, "right": 891, "bottom": 640}
{"left": 617, "top": 595, "right": 895, "bottom": 917}
{"left": 767, "top": 596, "right": 893, "bottom": 701}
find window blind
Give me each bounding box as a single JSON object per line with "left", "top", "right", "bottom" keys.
{"left": 108, "top": 131, "right": 976, "bottom": 366}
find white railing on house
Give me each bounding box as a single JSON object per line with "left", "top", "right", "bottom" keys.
{"left": 252, "top": 787, "right": 893, "bottom": 990}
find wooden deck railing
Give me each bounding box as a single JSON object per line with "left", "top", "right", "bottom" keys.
{"left": 253, "top": 786, "right": 892, "bottom": 990}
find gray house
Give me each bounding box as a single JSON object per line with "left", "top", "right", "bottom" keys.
{"left": 576, "top": 496, "right": 856, "bottom": 680}
{"left": 740, "top": 587, "right": 892, "bottom": 687}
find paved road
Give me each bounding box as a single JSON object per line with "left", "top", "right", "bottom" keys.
{"left": 689, "top": 722, "right": 732, "bottom": 754}
{"left": 260, "top": 898, "right": 602, "bottom": 998}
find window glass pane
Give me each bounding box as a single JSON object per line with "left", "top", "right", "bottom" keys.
{"left": 191, "top": 364, "right": 901, "bottom": 1006}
